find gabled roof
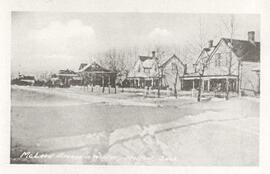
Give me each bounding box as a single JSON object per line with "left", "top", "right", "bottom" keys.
{"left": 139, "top": 56, "right": 153, "bottom": 61}
{"left": 79, "top": 63, "right": 88, "bottom": 70}
{"left": 78, "top": 61, "right": 112, "bottom": 73}
{"left": 59, "top": 69, "right": 76, "bottom": 75}
{"left": 221, "top": 38, "right": 260, "bottom": 62}
{"left": 196, "top": 38, "right": 260, "bottom": 66}
{"left": 128, "top": 54, "right": 185, "bottom": 78}
{"left": 142, "top": 59, "right": 156, "bottom": 69}
{"left": 58, "top": 69, "right": 77, "bottom": 77}
{"left": 20, "top": 75, "right": 35, "bottom": 80}
{"left": 160, "top": 54, "right": 185, "bottom": 68}
{"left": 195, "top": 46, "right": 216, "bottom": 65}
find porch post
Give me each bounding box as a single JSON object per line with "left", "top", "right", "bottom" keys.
{"left": 102, "top": 74, "right": 105, "bottom": 93}
{"left": 257, "top": 72, "right": 260, "bottom": 94}
{"left": 108, "top": 75, "right": 111, "bottom": 94}
{"left": 91, "top": 74, "right": 94, "bottom": 92}
{"left": 180, "top": 78, "right": 183, "bottom": 90}
{"left": 208, "top": 79, "right": 210, "bottom": 91}
{"left": 225, "top": 77, "right": 229, "bottom": 100}
{"left": 201, "top": 79, "right": 204, "bottom": 91}
{"left": 114, "top": 74, "right": 117, "bottom": 94}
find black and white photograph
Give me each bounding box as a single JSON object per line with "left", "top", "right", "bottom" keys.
{"left": 9, "top": 11, "right": 261, "bottom": 166}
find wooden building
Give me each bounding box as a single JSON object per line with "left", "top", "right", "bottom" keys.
{"left": 127, "top": 51, "right": 186, "bottom": 90}
{"left": 11, "top": 74, "right": 35, "bottom": 86}
{"left": 78, "top": 62, "right": 117, "bottom": 91}
{"left": 58, "top": 69, "right": 78, "bottom": 87}
{"left": 182, "top": 31, "right": 260, "bottom": 96}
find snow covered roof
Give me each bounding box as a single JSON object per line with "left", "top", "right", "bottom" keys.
{"left": 19, "top": 75, "right": 35, "bottom": 80}
{"left": 142, "top": 59, "right": 156, "bottom": 68}
{"left": 195, "top": 46, "right": 216, "bottom": 65}
{"left": 160, "top": 54, "right": 185, "bottom": 68}
{"left": 128, "top": 54, "right": 185, "bottom": 78}
{"left": 196, "top": 38, "right": 260, "bottom": 65}
{"left": 79, "top": 63, "right": 88, "bottom": 70}
{"left": 139, "top": 56, "right": 153, "bottom": 61}
{"left": 59, "top": 69, "right": 76, "bottom": 74}
{"left": 78, "top": 62, "right": 113, "bottom": 73}
{"left": 222, "top": 38, "right": 260, "bottom": 62}
{"left": 58, "top": 69, "right": 78, "bottom": 77}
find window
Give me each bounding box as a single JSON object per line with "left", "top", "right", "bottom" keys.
{"left": 138, "top": 66, "right": 141, "bottom": 72}
{"left": 144, "top": 68, "right": 150, "bottom": 73}
{"left": 193, "top": 64, "right": 198, "bottom": 72}
{"left": 224, "top": 56, "right": 228, "bottom": 66}
{"left": 215, "top": 53, "right": 221, "bottom": 67}
{"left": 171, "top": 63, "right": 178, "bottom": 72}
{"left": 225, "top": 52, "right": 232, "bottom": 66}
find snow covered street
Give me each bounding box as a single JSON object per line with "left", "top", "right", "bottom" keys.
{"left": 10, "top": 86, "right": 259, "bottom": 165}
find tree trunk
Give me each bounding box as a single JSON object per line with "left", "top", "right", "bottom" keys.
{"left": 114, "top": 78, "right": 117, "bottom": 94}
{"left": 174, "top": 70, "right": 178, "bottom": 98}
{"left": 157, "top": 78, "right": 161, "bottom": 98}
{"left": 225, "top": 78, "right": 229, "bottom": 100}
{"left": 197, "top": 77, "right": 202, "bottom": 102}
{"left": 102, "top": 76, "right": 105, "bottom": 93}
{"left": 237, "top": 60, "right": 241, "bottom": 96}
{"left": 174, "top": 84, "right": 177, "bottom": 98}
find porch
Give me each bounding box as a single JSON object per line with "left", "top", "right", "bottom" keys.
{"left": 127, "top": 77, "right": 164, "bottom": 89}
{"left": 180, "top": 75, "right": 239, "bottom": 93}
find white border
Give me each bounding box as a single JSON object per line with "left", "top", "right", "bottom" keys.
{"left": 1, "top": 0, "right": 269, "bottom": 174}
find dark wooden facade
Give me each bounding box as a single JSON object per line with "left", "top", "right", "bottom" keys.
{"left": 78, "top": 62, "right": 117, "bottom": 91}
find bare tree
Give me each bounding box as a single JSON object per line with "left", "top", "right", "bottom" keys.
{"left": 173, "top": 64, "right": 179, "bottom": 98}
{"left": 196, "top": 17, "right": 208, "bottom": 102}
{"left": 221, "top": 15, "right": 237, "bottom": 100}
{"left": 197, "top": 61, "right": 208, "bottom": 102}
{"left": 152, "top": 45, "right": 165, "bottom": 98}
{"left": 97, "top": 47, "right": 134, "bottom": 74}
{"left": 156, "top": 55, "right": 162, "bottom": 98}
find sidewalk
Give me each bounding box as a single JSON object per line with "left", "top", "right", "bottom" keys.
{"left": 11, "top": 85, "right": 158, "bottom": 107}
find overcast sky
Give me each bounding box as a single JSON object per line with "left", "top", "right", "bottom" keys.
{"left": 12, "top": 12, "right": 260, "bottom": 75}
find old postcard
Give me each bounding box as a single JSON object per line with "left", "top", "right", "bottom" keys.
{"left": 2, "top": 0, "right": 270, "bottom": 174}
{"left": 10, "top": 12, "right": 260, "bottom": 166}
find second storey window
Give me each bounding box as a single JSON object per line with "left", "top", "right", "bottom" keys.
{"left": 171, "top": 63, "right": 178, "bottom": 73}
{"left": 138, "top": 66, "right": 141, "bottom": 72}
{"left": 144, "top": 68, "right": 150, "bottom": 73}
{"left": 215, "top": 53, "right": 221, "bottom": 67}
{"left": 225, "top": 52, "right": 232, "bottom": 66}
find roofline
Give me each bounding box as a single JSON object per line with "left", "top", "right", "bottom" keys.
{"left": 160, "top": 54, "right": 185, "bottom": 68}
{"left": 222, "top": 37, "right": 260, "bottom": 44}
{"left": 209, "top": 38, "right": 261, "bottom": 62}
{"left": 195, "top": 37, "right": 258, "bottom": 66}
{"left": 78, "top": 61, "right": 113, "bottom": 73}
{"left": 206, "top": 38, "right": 239, "bottom": 63}
{"left": 195, "top": 49, "right": 206, "bottom": 65}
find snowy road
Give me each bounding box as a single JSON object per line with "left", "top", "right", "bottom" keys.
{"left": 10, "top": 86, "right": 259, "bottom": 165}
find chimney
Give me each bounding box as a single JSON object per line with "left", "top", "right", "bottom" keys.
{"left": 208, "top": 40, "right": 213, "bottom": 48}
{"left": 248, "top": 31, "right": 255, "bottom": 43}
{"left": 152, "top": 51, "right": 156, "bottom": 58}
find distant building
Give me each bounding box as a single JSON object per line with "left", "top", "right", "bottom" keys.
{"left": 57, "top": 69, "right": 78, "bottom": 87}
{"left": 11, "top": 73, "right": 35, "bottom": 86}
{"left": 182, "top": 31, "right": 260, "bottom": 96}
{"left": 78, "top": 62, "right": 117, "bottom": 87}
{"left": 127, "top": 51, "right": 187, "bottom": 90}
